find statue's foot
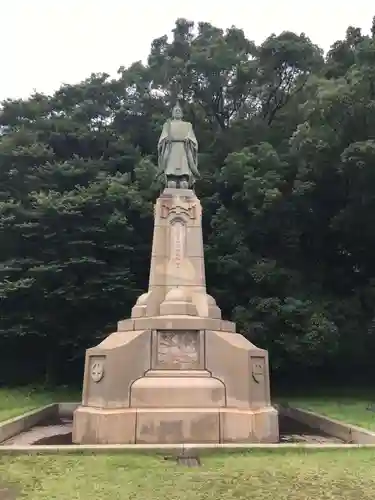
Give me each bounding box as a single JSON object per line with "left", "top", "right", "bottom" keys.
{"left": 180, "top": 180, "right": 189, "bottom": 189}
{"left": 167, "top": 180, "right": 177, "bottom": 188}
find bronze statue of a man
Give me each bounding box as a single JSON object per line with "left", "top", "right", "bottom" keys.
{"left": 157, "top": 103, "right": 200, "bottom": 189}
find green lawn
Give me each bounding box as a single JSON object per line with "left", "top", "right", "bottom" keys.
{"left": 1, "top": 388, "right": 375, "bottom": 499}
{"left": 0, "top": 386, "right": 80, "bottom": 422}
{"left": 1, "top": 449, "right": 375, "bottom": 500}
{"left": 277, "top": 388, "right": 375, "bottom": 430}
{"left": 2, "top": 386, "right": 375, "bottom": 431}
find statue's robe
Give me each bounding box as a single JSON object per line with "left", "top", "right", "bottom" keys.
{"left": 157, "top": 119, "right": 198, "bottom": 180}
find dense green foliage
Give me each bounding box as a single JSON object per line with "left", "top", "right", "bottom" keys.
{"left": 1, "top": 18, "right": 375, "bottom": 386}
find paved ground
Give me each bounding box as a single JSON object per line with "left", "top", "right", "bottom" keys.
{"left": 279, "top": 416, "right": 344, "bottom": 444}
{"left": 280, "top": 433, "right": 343, "bottom": 444}
{"left": 2, "top": 419, "right": 72, "bottom": 446}
{"left": 1, "top": 416, "right": 344, "bottom": 446}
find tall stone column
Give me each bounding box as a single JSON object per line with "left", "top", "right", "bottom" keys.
{"left": 131, "top": 188, "right": 221, "bottom": 320}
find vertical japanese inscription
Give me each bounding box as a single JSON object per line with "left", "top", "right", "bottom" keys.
{"left": 170, "top": 219, "right": 185, "bottom": 268}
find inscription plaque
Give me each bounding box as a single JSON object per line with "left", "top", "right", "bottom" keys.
{"left": 156, "top": 330, "right": 200, "bottom": 369}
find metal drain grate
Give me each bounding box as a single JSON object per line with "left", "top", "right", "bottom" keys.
{"left": 0, "top": 484, "right": 18, "bottom": 500}
{"left": 176, "top": 454, "right": 201, "bottom": 467}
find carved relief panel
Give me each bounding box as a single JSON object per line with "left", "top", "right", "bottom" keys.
{"left": 152, "top": 330, "right": 204, "bottom": 370}
{"left": 160, "top": 197, "right": 197, "bottom": 220}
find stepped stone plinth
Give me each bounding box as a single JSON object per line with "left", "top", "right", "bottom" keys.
{"left": 72, "top": 103, "right": 278, "bottom": 444}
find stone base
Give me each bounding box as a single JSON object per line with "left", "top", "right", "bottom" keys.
{"left": 72, "top": 406, "right": 279, "bottom": 444}
{"left": 130, "top": 372, "right": 226, "bottom": 408}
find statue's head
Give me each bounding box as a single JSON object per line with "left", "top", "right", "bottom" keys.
{"left": 172, "top": 102, "right": 183, "bottom": 120}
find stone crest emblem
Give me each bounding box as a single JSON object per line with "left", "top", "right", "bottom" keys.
{"left": 90, "top": 359, "right": 105, "bottom": 383}
{"left": 251, "top": 359, "right": 264, "bottom": 384}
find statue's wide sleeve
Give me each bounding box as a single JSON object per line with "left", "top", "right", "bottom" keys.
{"left": 187, "top": 124, "right": 198, "bottom": 150}
{"left": 157, "top": 122, "right": 170, "bottom": 171}
{"left": 186, "top": 123, "right": 199, "bottom": 177}
{"left": 158, "top": 122, "right": 169, "bottom": 147}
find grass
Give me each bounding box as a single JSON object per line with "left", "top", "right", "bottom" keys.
{"left": 1, "top": 449, "right": 375, "bottom": 499}
{"left": 276, "top": 387, "right": 375, "bottom": 430}
{"left": 0, "top": 386, "right": 80, "bottom": 422}
{"left": 1, "top": 387, "right": 375, "bottom": 498}
{"left": 2, "top": 385, "right": 375, "bottom": 430}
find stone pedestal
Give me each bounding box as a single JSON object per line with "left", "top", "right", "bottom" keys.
{"left": 72, "top": 188, "right": 279, "bottom": 444}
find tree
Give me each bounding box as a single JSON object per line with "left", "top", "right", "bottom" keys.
{"left": 2, "top": 16, "right": 375, "bottom": 387}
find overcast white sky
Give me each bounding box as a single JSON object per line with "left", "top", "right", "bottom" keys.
{"left": 1, "top": 0, "right": 374, "bottom": 101}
